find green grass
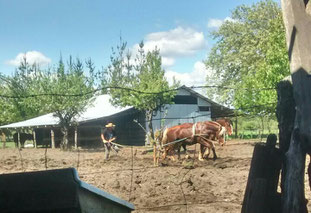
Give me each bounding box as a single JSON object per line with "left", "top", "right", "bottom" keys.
{"left": 0, "top": 141, "right": 16, "bottom": 149}
{"left": 235, "top": 130, "right": 279, "bottom": 140}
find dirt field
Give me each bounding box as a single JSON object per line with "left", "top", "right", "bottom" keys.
{"left": 0, "top": 139, "right": 311, "bottom": 212}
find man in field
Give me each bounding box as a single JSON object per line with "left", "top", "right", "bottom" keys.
{"left": 101, "top": 123, "right": 119, "bottom": 159}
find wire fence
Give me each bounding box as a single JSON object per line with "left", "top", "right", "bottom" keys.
{"left": 0, "top": 85, "right": 277, "bottom": 99}
{"left": 0, "top": 84, "right": 279, "bottom": 211}
{"left": 0, "top": 139, "right": 249, "bottom": 212}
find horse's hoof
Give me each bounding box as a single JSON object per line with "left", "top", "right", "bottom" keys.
{"left": 198, "top": 158, "right": 204, "bottom": 162}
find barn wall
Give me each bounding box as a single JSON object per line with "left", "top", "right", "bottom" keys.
{"left": 151, "top": 95, "right": 212, "bottom": 131}
{"left": 35, "top": 128, "right": 77, "bottom": 148}
{"left": 109, "top": 111, "right": 145, "bottom": 146}
{"left": 78, "top": 109, "right": 146, "bottom": 146}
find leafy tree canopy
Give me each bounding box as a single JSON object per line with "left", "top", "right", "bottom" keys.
{"left": 205, "top": 0, "right": 289, "bottom": 116}
{"left": 40, "top": 56, "right": 96, "bottom": 149}
{"left": 1, "top": 56, "right": 96, "bottom": 149}
{"left": 1, "top": 58, "right": 46, "bottom": 124}
{"left": 103, "top": 40, "right": 179, "bottom": 138}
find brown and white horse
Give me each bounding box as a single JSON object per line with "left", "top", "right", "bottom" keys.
{"left": 160, "top": 121, "right": 225, "bottom": 161}
{"left": 215, "top": 118, "right": 233, "bottom": 144}
{"left": 201, "top": 118, "right": 233, "bottom": 158}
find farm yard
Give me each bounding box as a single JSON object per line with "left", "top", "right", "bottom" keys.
{"left": 1, "top": 139, "right": 311, "bottom": 213}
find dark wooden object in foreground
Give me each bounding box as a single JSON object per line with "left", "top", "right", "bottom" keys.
{"left": 281, "top": 0, "right": 311, "bottom": 211}
{"left": 241, "top": 134, "right": 282, "bottom": 213}
{"left": 0, "top": 168, "right": 134, "bottom": 213}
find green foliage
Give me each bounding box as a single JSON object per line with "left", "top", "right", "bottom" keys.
{"left": 205, "top": 0, "right": 290, "bottom": 115}
{"left": 41, "top": 57, "right": 95, "bottom": 122}
{"left": 39, "top": 56, "right": 96, "bottom": 149}
{"left": 103, "top": 40, "right": 179, "bottom": 139}
{"left": 236, "top": 116, "right": 279, "bottom": 139}
{"left": 0, "top": 141, "right": 15, "bottom": 149}
{"left": 0, "top": 58, "right": 46, "bottom": 125}
{"left": 1, "top": 56, "right": 96, "bottom": 149}
{"left": 0, "top": 76, "right": 15, "bottom": 125}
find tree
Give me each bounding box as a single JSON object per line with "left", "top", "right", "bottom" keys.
{"left": 1, "top": 56, "right": 96, "bottom": 150}
{"left": 0, "top": 75, "right": 15, "bottom": 125}
{"left": 205, "top": 0, "right": 290, "bottom": 116}
{"left": 2, "top": 58, "right": 47, "bottom": 123}
{"left": 103, "top": 40, "right": 179, "bottom": 142}
{"left": 40, "top": 56, "right": 96, "bottom": 150}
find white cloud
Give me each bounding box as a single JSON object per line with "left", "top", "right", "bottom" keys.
{"left": 162, "top": 57, "right": 175, "bottom": 67}
{"left": 165, "top": 61, "right": 212, "bottom": 87}
{"left": 7, "top": 51, "right": 51, "bottom": 66}
{"left": 207, "top": 19, "right": 224, "bottom": 28}
{"left": 133, "top": 27, "right": 207, "bottom": 68}
{"left": 207, "top": 17, "right": 236, "bottom": 29}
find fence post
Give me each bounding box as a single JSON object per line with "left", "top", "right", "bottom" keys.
{"left": 241, "top": 134, "right": 282, "bottom": 213}
{"left": 276, "top": 79, "right": 295, "bottom": 191}
{"left": 51, "top": 129, "right": 55, "bottom": 149}
{"left": 33, "top": 130, "right": 37, "bottom": 148}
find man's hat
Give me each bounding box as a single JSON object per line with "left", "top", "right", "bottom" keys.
{"left": 105, "top": 123, "right": 115, "bottom": 128}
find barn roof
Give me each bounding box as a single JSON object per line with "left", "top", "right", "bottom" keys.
{"left": 0, "top": 95, "right": 131, "bottom": 129}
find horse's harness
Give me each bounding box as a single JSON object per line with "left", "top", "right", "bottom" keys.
{"left": 192, "top": 122, "right": 197, "bottom": 137}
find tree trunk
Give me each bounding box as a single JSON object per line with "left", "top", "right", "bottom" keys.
{"left": 1, "top": 131, "right": 6, "bottom": 149}
{"left": 61, "top": 126, "right": 69, "bottom": 150}
{"left": 146, "top": 110, "right": 157, "bottom": 165}
{"left": 234, "top": 116, "right": 238, "bottom": 139}
{"left": 74, "top": 127, "right": 78, "bottom": 149}
{"left": 267, "top": 117, "right": 272, "bottom": 133}
{"left": 146, "top": 110, "right": 154, "bottom": 140}
{"left": 18, "top": 132, "right": 21, "bottom": 149}
{"left": 260, "top": 116, "right": 264, "bottom": 141}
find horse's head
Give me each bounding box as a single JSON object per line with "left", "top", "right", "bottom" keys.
{"left": 216, "top": 118, "right": 233, "bottom": 136}
{"left": 224, "top": 119, "right": 233, "bottom": 135}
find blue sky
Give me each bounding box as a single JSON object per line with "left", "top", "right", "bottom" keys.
{"left": 0, "top": 0, "right": 267, "bottom": 86}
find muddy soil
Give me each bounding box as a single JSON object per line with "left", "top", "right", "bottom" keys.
{"left": 0, "top": 139, "right": 310, "bottom": 212}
